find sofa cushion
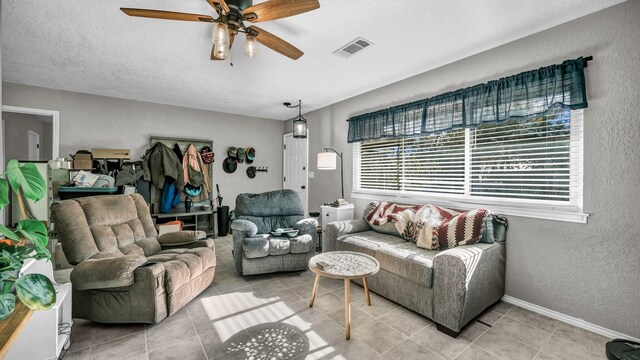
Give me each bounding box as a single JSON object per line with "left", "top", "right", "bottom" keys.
{"left": 375, "top": 242, "right": 435, "bottom": 287}
{"left": 290, "top": 234, "right": 313, "bottom": 254}
{"left": 337, "top": 230, "right": 435, "bottom": 287}
{"left": 148, "top": 247, "right": 216, "bottom": 294}
{"left": 269, "top": 238, "right": 291, "bottom": 256}
{"left": 337, "top": 230, "right": 404, "bottom": 257}
{"left": 235, "top": 189, "right": 305, "bottom": 234}
{"left": 242, "top": 234, "right": 315, "bottom": 258}
{"left": 242, "top": 235, "right": 270, "bottom": 258}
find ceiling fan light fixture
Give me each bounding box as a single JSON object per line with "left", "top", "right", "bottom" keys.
{"left": 120, "top": 0, "right": 321, "bottom": 61}
{"left": 212, "top": 22, "right": 230, "bottom": 47}
{"left": 214, "top": 43, "right": 229, "bottom": 60}
{"left": 244, "top": 35, "right": 258, "bottom": 58}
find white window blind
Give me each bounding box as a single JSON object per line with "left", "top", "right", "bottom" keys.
{"left": 354, "top": 108, "right": 584, "bottom": 213}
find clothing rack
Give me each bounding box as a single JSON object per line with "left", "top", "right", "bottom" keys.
{"left": 149, "top": 136, "right": 215, "bottom": 205}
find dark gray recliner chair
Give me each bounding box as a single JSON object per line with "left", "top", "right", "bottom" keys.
{"left": 51, "top": 193, "right": 216, "bottom": 324}
{"left": 231, "top": 189, "right": 317, "bottom": 275}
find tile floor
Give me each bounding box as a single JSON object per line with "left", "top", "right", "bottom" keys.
{"left": 62, "top": 235, "right": 610, "bottom": 360}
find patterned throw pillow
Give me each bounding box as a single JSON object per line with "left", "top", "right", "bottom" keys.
{"left": 429, "top": 208, "right": 488, "bottom": 250}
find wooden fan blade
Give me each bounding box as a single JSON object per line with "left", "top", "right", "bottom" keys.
{"left": 121, "top": 8, "right": 214, "bottom": 22}
{"left": 243, "top": 0, "right": 320, "bottom": 23}
{"left": 204, "top": 0, "right": 230, "bottom": 16}
{"left": 248, "top": 26, "right": 303, "bottom": 60}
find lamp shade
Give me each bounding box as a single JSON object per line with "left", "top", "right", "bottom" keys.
{"left": 212, "top": 22, "right": 230, "bottom": 47}
{"left": 293, "top": 118, "right": 307, "bottom": 138}
{"left": 244, "top": 35, "right": 258, "bottom": 58}
{"left": 317, "top": 152, "right": 337, "bottom": 170}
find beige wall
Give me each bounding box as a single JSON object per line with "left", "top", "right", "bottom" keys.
{"left": 2, "top": 112, "right": 53, "bottom": 161}
{"left": 287, "top": 1, "right": 640, "bottom": 338}
{"left": 2, "top": 83, "right": 284, "bottom": 210}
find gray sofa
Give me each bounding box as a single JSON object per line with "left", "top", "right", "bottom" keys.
{"left": 51, "top": 194, "right": 216, "bottom": 324}
{"left": 323, "top": 202, "right": 507, "bottom": 337}
{"left": 231, "top": 189, "right": 318, "bottom": 275}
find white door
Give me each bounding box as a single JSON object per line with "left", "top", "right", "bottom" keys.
{"left": 283, "top": 133, "right": 308, "bottom": 216}
{"left": 28, "top": 130, "right": 40, "bottom": 161}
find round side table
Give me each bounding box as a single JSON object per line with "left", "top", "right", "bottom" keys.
{"left": 308, "top": 251, "right": 380, "bottom": 339}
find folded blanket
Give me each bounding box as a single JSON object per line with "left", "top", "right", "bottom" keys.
{"left": 366, "top": 202, "right": 494, "bottom": 250}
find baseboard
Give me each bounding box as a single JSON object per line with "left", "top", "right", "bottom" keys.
{"left": 502, "top": 295, "right": 640, "bottom": 342}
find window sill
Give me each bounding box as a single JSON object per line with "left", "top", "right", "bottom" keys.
{"left": 350, "top": 190, "right": 588, "bottom": 224}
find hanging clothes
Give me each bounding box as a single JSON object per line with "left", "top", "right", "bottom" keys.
{"left": 160, "top": 179, "right": 181, "bottom": 213}
{"left": 143, "top": 142, "right": 185, "bottom": 190}
{"left": 182, "top": 144, "right": 211, "bottom": 202}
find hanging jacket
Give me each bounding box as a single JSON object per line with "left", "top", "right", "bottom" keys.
{"left": 182, "top": 144, "right": 211, "bottom": 202}
{"left": 143, "top": 142, "right": 185, "bottom": 190}
{"left": 160, "top": 179, "right": 181, "bottom": 213}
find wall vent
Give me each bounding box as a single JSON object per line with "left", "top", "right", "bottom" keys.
{"left": 333, "top": 37, "right": 373, "bottom": 58}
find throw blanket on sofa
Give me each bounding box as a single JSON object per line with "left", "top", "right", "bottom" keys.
{"left": 366, "top": 202, "right": 492, "bottom": 250}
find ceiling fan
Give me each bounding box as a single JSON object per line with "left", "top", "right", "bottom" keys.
{"left": 121, "top": 0, "right": 320, "bottom": 61}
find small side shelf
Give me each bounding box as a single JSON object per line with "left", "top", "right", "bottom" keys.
{"left": 5, "top": 260, "right": 73, "bottom": 360}
{"left": 152, "top": 209, "right": 218, "bottom": 238}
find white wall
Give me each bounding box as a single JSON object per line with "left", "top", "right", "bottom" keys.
{"left": 2, "top": 83, "right": 284, "bottom": 210}
{"left": 287, "top": 1, "right": 640, "bottom": 338}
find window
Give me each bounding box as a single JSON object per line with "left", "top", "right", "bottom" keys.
{"left": 353, "top": 107, "right": 585, "bottom": 222}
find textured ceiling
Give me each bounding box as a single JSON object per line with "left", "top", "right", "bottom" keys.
{"left": 2, "top": 0, "right": 625, "bottom": 120}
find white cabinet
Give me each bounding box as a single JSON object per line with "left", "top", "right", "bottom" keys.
{"left": 6, "top": 259, "right": 72, "bottom": 360}
{"left": 320, "top": 204, "right": 355, "bottom": 231}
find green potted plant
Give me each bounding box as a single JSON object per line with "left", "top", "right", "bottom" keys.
{"left": 0, "top": 160, "right": 56, "bottom": 320}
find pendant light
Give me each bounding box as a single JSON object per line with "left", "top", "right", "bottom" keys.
{"left": 284, "top": 100, "right": 307, "bottom": 138}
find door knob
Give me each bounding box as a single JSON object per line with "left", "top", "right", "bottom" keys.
{"left": 301, "top": 185, "right": 306, "bottom": 189}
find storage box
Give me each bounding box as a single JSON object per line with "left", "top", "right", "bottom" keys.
{"left": 92, "top": 148, "right": 131, "bottom": 159}
{"left": 73, "top": 159, "right": 92, "bottom": 169}
{"left": 74, "top": 152, "right": 92, "bottom": 160}
{"left": 157, "top": 223, "right": 182, "bottom": 236}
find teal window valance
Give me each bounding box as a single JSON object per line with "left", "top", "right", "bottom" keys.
{"left": 347, "top": 57, "right": 589, "bottom": 143}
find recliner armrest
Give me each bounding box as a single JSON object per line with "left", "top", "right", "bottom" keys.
{"left": 71, "top": 255, "right": 148, "bottom": 290}
{"left": 157, "top": 230, "right": 206, "bottom": 246}
{"left": 292, "top": 218, "right": 318, "bottom": 235}
{"left": 323, "top": 219, "right": 371, "bottom": 251}
{"left": 231, "top": 219, "right": 258, "bottom": 237}
{"left": 170, "top": 238, "right": 215, "bottom": 251}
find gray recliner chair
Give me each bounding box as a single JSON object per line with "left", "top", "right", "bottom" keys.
{"left": 51, "top": 193, "right": 216, "bottom": 324}
{"left": 231, "top": 189, "right": 317, "bottom": 276}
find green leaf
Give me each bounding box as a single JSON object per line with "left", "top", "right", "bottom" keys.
{"left": 0, "top": 293, "right": 16, "bottom": 320}
{"left": 0, "top": 179, "right": 9, "bottom": 209}
{"left": 15, "top": 273, "right": 56, "bottom": 310}
{"left": 0, "top": 224, "right": 19, "bottom": 241}
{"left": 5, "top": 160, "right": 46, "bottom": 201}
{"left": 1, "top": 270, "right": 18, "bottom": 294}
{"left": 16, "top": 220, "right": 48, "bottom": 254}
{"left": 0, "top": 250, "right": 23, "bottom": 272}
{"left": 2, "top": 279, "right": 16, "bottom": 295}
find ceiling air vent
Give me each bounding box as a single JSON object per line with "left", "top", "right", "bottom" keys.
{"left": 333, "top": 37, "right": 373, "bottom": 58}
